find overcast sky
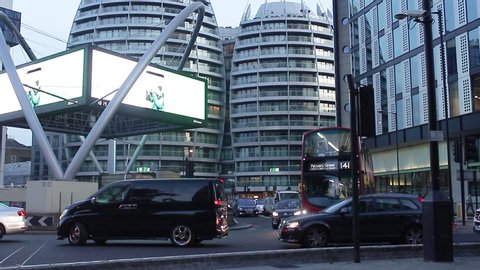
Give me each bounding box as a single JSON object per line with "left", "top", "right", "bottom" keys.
{"left": 6, "top": 0, "right": 332, "bottom": 145}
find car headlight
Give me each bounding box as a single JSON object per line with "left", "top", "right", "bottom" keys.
{"left": 59, "top": 208, "right": 68, "bottom": 220}
{"left": 238, "top": 207, "right": 243, "bottom": 211}
{"left": 272, "top": 211, "right": 279, "bottom": 217}
{"left": 294, "top": 209, "right": 308, "bottom": 215}
{"left": 286, "top": 221, "right": 299, "bottom": 229}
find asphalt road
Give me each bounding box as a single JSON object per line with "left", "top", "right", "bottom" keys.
{"left": 0, "top": 215, "right": 478, "bottom": 268}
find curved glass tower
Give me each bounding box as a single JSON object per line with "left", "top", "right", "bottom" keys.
{"left": 64, "top": 0, "right": 225, "bottom": 179}
{"left": 229, "top": 1, "right": 335, "bottom": 191}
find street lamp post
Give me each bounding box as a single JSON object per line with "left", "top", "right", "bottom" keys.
{"left": 395, "top": 1, "right": 453, "bottom": 262}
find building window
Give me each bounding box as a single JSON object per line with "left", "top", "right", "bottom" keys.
{"left": 467, "top": 0, "right": 480, "bottom": 23}
{"left": 469, "top": 28, "right": 480, "bottom": 69}
{"left": 412, "top": 93, "right": 420, "bottom": 126}
{"left": 377, "top": 1, "right": 386, "bottom": 32}
{"left": 393, "top": 26, "right": 403, "bottom": 58}
{"left": 446, "top": 38, "right": 458, "bottom": 77}
{"left": 472, "top": 75, "right": 480, "bottom": 113}
{"left": 410, "top": 54, "right": 420, "bottom": 89}
{"left": 449, "top": 80, "right": 460, "bottom": 117}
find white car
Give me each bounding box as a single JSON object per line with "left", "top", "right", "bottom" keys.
{"left": 0, "top": 203, "right": 28, "bottom": 239}
{"left": 474, "top": 208, "right": 480, "bottom": 234}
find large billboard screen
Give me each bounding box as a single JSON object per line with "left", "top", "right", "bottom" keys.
{"left": 90, "top": 49, "right": 207, "bottom": 125}
{"left": 0, "top": 46, "right": 207, "bottom": 131}
{"left": 0, "top": 49, "right": 85, "bottom": 118}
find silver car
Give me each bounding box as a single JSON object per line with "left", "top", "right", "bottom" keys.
{"left": 0, "top": 203, "right": 28, "bottom": 239}
{"left": 474, "top": 208, "right": 480, "bottom": 234}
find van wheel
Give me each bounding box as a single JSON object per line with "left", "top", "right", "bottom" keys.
{"left": 68, "top": 222, "right": 88, "bottom": 245}
{"left": 170, "top": 224, "right": 194, "bottom": 247}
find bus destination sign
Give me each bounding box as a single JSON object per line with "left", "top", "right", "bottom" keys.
{"left": 309, "top": 161, "right": 337, "bottom": 171}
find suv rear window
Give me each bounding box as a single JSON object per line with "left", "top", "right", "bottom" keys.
{"left": 214, "top": 181, "right": 226, "bottom": 202}
{"left": 400, "top": 198, "right": 421, "bottom": 210}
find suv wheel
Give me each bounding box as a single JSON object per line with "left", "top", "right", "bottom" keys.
{"left": 403, "top": 226, "right": 422, "bottom": 244}
{"left": 68, "top": 222, "right": 88, "bottom": 245}
{"left": 303, "top": 226, "right": 328, "bottom": 248}
{"left": 171, "top": 224, "right": 194, "bottom": 247}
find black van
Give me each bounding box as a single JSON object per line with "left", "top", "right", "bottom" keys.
{"left": 56, "top": 178, "right": 228, "bottom": 246}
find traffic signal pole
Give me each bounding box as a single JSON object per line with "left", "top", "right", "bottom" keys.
{"left": 346, "top": 74, "right": 360, "bottom": 263}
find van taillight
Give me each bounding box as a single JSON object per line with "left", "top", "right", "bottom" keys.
{"left": 17, "top": 210, "right": 26, "bottom": 217}
{"left": 214, "top": 200, "right": 224, "bottom": 206}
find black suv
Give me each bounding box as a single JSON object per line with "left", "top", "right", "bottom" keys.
{"left": 278, "top": 193, "right": 422, "bottom": 248}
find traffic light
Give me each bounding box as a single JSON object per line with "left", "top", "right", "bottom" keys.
{"left": 464, "top": 136, "right": 479, "bottom": 162}
{"left": 453, "top": 139, "right": 461, "bottom": 163}
{"left": 358, "top": 85, "right": 375, "bottom": 137}
{"left": 185, "top": 159, "right": 194, "bottom": 177}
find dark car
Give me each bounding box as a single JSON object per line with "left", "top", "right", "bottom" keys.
{"left": 271, "top": 199, "right": 306, "bottom": 229}
{"left": 233, "top": 198, "right": 259, "bottom": 217}
{"left": 278, "top": 193, "right": 423, "bottom": 248}
{"left": 57, "top": 179, "right": 228, "bottom": 247}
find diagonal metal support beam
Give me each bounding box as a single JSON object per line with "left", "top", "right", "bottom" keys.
{"left": 0, "top": 30, "right": 64, "bottom": 179}
{"left": 63, "top": 2, "right": 205, "bottom": 180}
{"left": 125, "top": 3, "right": 205, "bottom": 174}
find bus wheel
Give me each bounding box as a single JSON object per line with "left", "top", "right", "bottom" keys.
{"left": 303, "top": 226, "right": 328, "bottom": 248}
{"left": 170, "top": 224, "right": 195, "bottom": 247}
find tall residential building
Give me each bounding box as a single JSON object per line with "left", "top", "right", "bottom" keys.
{"left": 334, "top": 0, "right": 480, "bottom": 202}
{"left": 229, "top": 1, "right": 335, "bottom": 192}
{"left": 32, "top": 0, "right": 226, "bottom": 180}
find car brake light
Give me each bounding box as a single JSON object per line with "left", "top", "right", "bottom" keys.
{"left": 17, "top": 210, "right": 26, "bottom": 217}
{"left": 214, "top": 200, "right": 224, "bottom": 206}
{"left": 417, "top": 197, "right": 424, "bottom": 202}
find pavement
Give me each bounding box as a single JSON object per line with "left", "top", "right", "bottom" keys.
{"left": 223, "top": 218, "right": 479, "bottom": 270}
{"left": 226, "top": 256, "right": 480, "bottom": 270}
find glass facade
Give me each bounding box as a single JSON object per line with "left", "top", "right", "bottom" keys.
{"left": 336, "top": 0, "right": 480, "bottom": 195}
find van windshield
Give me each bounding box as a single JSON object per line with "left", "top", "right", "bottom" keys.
{"left": 280, "top": 192, "right": 300, "bottom": 200}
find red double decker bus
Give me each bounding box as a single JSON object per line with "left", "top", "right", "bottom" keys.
{"left": 300, "top": 127, "right": 375, "bottom": 212}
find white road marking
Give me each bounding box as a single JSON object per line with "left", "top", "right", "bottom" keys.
{"left": 21, "top": 241, "right": 47, "bottom": 266}
{"left": 0, "top": 247, "right": 24, "bottom": 264}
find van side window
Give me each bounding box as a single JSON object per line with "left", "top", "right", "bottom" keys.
{"left": 170, "top": 182, "right": 209, "bottom": 208}
{"left": 129, "top": 182, "right": 170, "bottom": 203}
{"left": 96, "top": 184, "right": 129, "bottom": 204}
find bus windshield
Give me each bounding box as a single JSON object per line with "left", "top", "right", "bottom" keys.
{"left": 303, "top": 129, "right": 351, "bottom": 158}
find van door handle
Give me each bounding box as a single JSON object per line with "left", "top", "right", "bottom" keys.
{"left": 119, "top": 204, "right": 137, "bottom": 210}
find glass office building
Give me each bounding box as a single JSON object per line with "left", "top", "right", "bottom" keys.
{"left": 334, "top": 0, "right": 480, "bottom": 200}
